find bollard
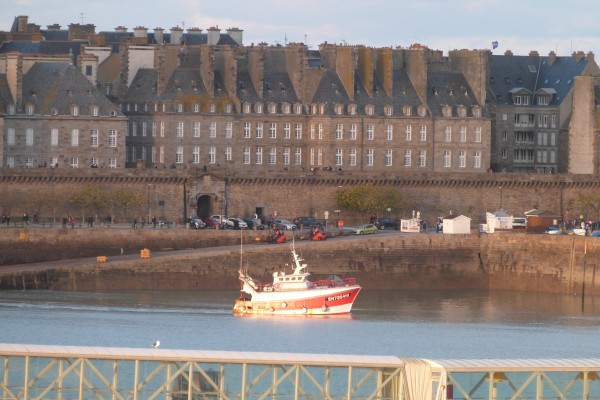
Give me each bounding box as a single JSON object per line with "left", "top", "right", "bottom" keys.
{"left": 140, "top": 248, "right": 151, "bottom": 259}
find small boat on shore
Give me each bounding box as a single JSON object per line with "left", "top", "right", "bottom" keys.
{"left": 233, "top": 242, "right": 361, "bottom": 315}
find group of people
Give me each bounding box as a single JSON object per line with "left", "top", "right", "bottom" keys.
{"left": 62, "top": 216, "right": 76, "bottom": 229}
{"left": 1, "top": 214, "right": 11, "bottom": 226}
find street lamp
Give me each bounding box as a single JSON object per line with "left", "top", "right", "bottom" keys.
{"left": 499, "top": 186, "right": 503, "bottom": 211}
{"left": 146, "top": 184, "right": 151, "bottom": 224}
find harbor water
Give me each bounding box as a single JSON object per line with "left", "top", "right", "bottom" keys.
{"left": 1, "top": 288, "right": 600, "bottom": 359}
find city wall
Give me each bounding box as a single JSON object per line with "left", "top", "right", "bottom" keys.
{"left": 0, "top": 229, "right": 597, "bottom": 297}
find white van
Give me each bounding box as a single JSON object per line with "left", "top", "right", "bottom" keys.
{"left": 512, "top": 217, "right": 527, "bottom": 229}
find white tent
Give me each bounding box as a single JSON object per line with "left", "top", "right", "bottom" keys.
{"left": 486, "top": 210, "right": 513, "bottom": 230}
{"left": 442, "top": 215, "right": 471, "bottom": 234}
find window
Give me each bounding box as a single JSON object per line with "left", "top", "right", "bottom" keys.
{"left": 365, "top": 105, "right": 374, "bottom": 116}
{"left": 256, "top": 103, "right": 263, "bottom": 113}
{"left": 386, "top": 125, "right": 393, "bottom": 141}
{"left": 176, "top": 146, "right": 183, "bottom": 163}
{"left": 403, "top": 105, "right": 412, "bottom": 116}
{"left": 269, "top": 103, "right": 276, "bottom": 114}
{"left": 318, "top": 124, "right": 323, "bottom": 139}
{"left": 349, "top": 124, "right": 357, "bottom": 140}
{"left": 550, "top": 132, "right": 556, "bottom": 146}
{"left": 255, "top": 147, "right": 263, "bottom": 164}
{"left": 295, "top": 123, "right": 302, "bottom": 139}
{"left": 405, "top": 125, "right": 412, "bottom": 141}
{"left": 160, "top": 121, "right": 165, "bottom": 137}
{"left": 193, "top": 122, "right": 201, "bottom": 137}
{"left": 283, "top": 148, "right": 290, "bottom": 165}
{"left": 108, "top": 158, "right": 117, "bottom": 168}
{"left": 474, "top": 151, "right": 481, "bottom": 168}
{"left": 142, "top": 121, "right": 147, "bottom": 137}
{"left": 444, "top": 126, "right": 452, "bottom": 142}
{"left": 243, "top": 147, "right": 251, "bottom": 164}
{"left": 335, "top": 148, "right": 343, "bottom": 166}
{"left": 225, "top": 122, "right": 233, "bottom": 138}
{"left": 269, "top": 123, "right": 277, "bottom": 139}
{"left": 502, "top": 131, "right": 508, "bottom": 141}
{"left": 269, "top": 147, "right": 277, "bottom": 164}
{"left": 349, "top": 149, "right": 357, "bottom": 166}
{"left": 459, "top": 150, "right": 466, "bottom": 168}
{"left": 385, "top": 105, "right": 393, "bottom": 116}
{"left": 310, "top": 124, "right": 316, "bottom": 140}
{"left": 336, "top": 124, "right": 343, "bottom": 140}
{"left": 385, "top": 149, "right": 393, "bottom": 166}
{"left": 208, "top": 146, "right": 216, "bottom": 164}
{"left": 502, "top": 148, "right": 508, "bottom": 159}
{"left": 141, "top": 146, "right": 146, "bottom": 161}
{"left": 444, "top": 150, "right": 451, "bottom": 168}
{"left": 225, "top": 147, "right": 232, "bottom": 161}
{"left": 25, "top": 157, "right": 33, "bottom": 168}
{"left": 367, "top": 149, "right": 373, "bottom": 166}
{"left": 176, "top": 121, "right": 184, "bottom": 137}
{"left": 404, "top": 150, "right": 411, "bottom": 166}
{"left": 294, "top": 104, "right": 302, "bottom": 114}
{"left": 132, "top": 121, "right": 137, "bottom": 137}
{"left": 70, "top": 157, "right": 78, "bottom": 168}
{"left": 283, "top": 123, "right": 291, "bottom": 139}
{"left": 419, "top": 125, "right": 426, "bottom": 142}
{"left": 335, "top": 104, "right": 342, "bottom": 115}
{"left": 6, "top": 156, "right": 14, "bottom": 167}
{"left": 193, "top": 104, "right": 199, "bottom": 113}
{"left": 418, "top": 150, "right": 426, "bottom": 167}
{"left": 152, "top": 147, "right": 156, "bottom": 163}
{"left": 193, "top": 146, "right": 200, "bottom": 164}
{"left": 537, "top": 95, "right": 549, "bottom": 105}
{"left": 243, "top": 122, "right": 251, "bottom": 138}
{"left": 294, "top": 148, "right": 302, "bottom": 165}
{"left": 209, "top": 104, "right": 216, "bottom": 113}
{"left": 85, "top": 65, "right": 93, "bottom": 76}
{"left": 71, "top": 129, "right": 79, "bottom": 147}
{"left": 418, "top": 106, "right": 427, "bottom": 117}
{"left": 109, "top": 130, "right": 117, "bottom": 147}
{"left": 51, "top": 129, "right": 58, "bottom": 146}
{"left": 459, "top": 126, "right": 466, "bottom": 142}
{"left": 256, "top": 122, "right": 263, "bottom": 139}
{"left": 209, "top": 122, "right": 216, "bottom": 138}
{"left": 474, "top": 127, "right": 482, "bottom": 142}
{"left": 310, "top": 148, "right": 315, "bottom": 165}
{"left": 152, "top": 122, "right": 157, "bottom": 137}
{"left": 317, "top": 148, "right": 323, "bottom": 165}
{"left": 25, "top": 128, "right": 34, "bottom": 146}
{"left": 72, "top": 106, "right": 79, "bottom": 116}
{"left": 91, "top": 130, "right": 98, "bottom": 147}
{"left": 244, "top": 104, "right": 251, "bottom": 114}
{"left": 551, "top": 115, "right": 557, "bottom": 128}
{"left": 159, "top": 146, "right": 164, "bottom": 163}
{"left": 367, "top": 124, "right": 374, "bottom": 140}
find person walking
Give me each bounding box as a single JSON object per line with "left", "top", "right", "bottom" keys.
{"left": 152, "top": 215, "right": 157, "bottom": 228}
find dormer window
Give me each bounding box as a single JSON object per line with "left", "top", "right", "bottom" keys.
{"left": 91, "top": 106, "right": 99, "bottom": 117}
{"left": 319, "top": 104, "right": 326, "bottom": 114}
{"left": 8, "top": 104, "right": 15, "bottom": 115}
{"left": 225, "top": 104, "right": 232, "bottom": 113}
{"left": 311, "top": 104, "right": 318, "bottom": 115}
{"left": 26, "top": 104, "right": 34, "bottom": 115}
{"left": 472, "top": 107, "right": 481, "bottom": 118}
{"left": 417, "top": 105, "right": 427, "bottom": 117}
{"left": 348, "top": 104, "right": 357, "bottom": 115}
{"left": 365, "top": 105, "right": 374, "bottom": 116}
{"left": 193, "top": 104, "right": 200, "bottom": 113}
{"left": 335, "top": 104, "right": 343, "bottom": 115}
{"left": 244, "top": 103, "right": 251, "bottom": 114}
{"left": 209, "top": 104, "right": 216, "bottom": 113}
{"left": 134, "top": 103, "right": 138, "bottom": 112}
{"left": 442, "top": 105, "right": 452, "bottom": 118}
{"left": 144, "top": 103, "right": 148, "bottom": 112}
{"left": 256, "top": 103, "right": 263, "bottom": 114}
{"left": 514, "top": 95, "right": 530, "bottom": 105}
{"left": 72, "top": 106, "right": 79, "bottom": 116}
{"left": 402, "top": 105, "right": 412, "bottom": 116}
{"left": 282, "top": 103, "right": 290, "bottom": 114}
{"left": 384, "top": 105, "right": 393, "bottom": 116}
{"left": 268, "top": 103, "right": 277, "bottom": 114}
{"left": 294, "top": 103, "right": 302, "bottom": 115}
{"left": 457, "top": 107, "right": 467, "bottom": 118}
{"left": 537, "top": 95, "right": 549, "bottom": 105}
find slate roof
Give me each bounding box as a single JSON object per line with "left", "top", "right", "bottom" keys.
{"left": 158, "top": 69, "right": 210, "bottom": 101}
{"left": 488, "top": 55, "right": 589, "bottom": 105}
{"left": 98, "top": 31, "right": 239, "bottom": 52}
{"left": 427, "top": 72, "right": 480, "bottom": 117}
{"left": 0, "top": 74, "right": 13, "bottom": 113}
{"left": 311, "top": 70, "right": 350, "bottom": 108}
{"left": 236, "top": 70, "right": 260, "bottom": 103}
{"left": 22, "top": 62, "right": 122, "bottom": 116}
{"left": 123, "top": 69, "right": 159, "bottom": 101}
{"left": 40, "top": 29, "right": 69, "bottom": 41}
{"left": 0, "top": 41, "right": 85, "bottom": 57}
{"left": 262, "top": 71, "right": 298, "bottom": 103}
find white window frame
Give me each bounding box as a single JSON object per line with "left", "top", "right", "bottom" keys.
{"left": 51, "top": 128, "right": 58, "bottom": 146}
{"left": 91, "top": 129, "right": 99, "bottom": 147}
{"left": 71, "top": 129, "right": 79, "bottom": 147}
{"left": 109, "top": 130, "right": 117, "bottom": 147}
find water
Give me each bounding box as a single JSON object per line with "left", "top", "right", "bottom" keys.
{"left": 1, "top": 289, "right": 600, "bottom": 359}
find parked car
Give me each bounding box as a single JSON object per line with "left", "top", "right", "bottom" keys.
{"left": 294, "top": 216, "right": 323, "bottom": 229}
{"left": 243, "top": 217, "right": 266, "bottom": 230}
{"left": 225, "top": 217, "right": 248, "bottom": 229}
{"left": 210, "top": 215, "right": 227, "bottom": 224}
{"left": 371, "top": 218, "right": 400, "bottom": 230}
{"left": 353, "top": 224, "right": 379, "bottom": 235}
{"left": 189, "top": 218, "right": 205, "bottom": 229}
{"left": 274, "top": 219, "right": 297, "bottom": 230}
{"left": 204, "top": 218, "right": 218, "bottom": 229}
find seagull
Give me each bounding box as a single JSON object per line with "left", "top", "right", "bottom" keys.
{"left": 152, "top": 340, "right": 160, "bottom": 349}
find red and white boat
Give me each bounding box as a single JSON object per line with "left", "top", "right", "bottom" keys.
{"left": 233, "top": 243, "right": 361, "bottom": 315}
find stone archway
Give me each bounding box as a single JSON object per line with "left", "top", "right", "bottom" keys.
{"left": 197, "top": 195, "right": 211, "bottom": 220}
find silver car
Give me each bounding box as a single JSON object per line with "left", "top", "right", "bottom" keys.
{"left": 226, "top": 217, "right": 248, "bottom": 230}
{"left": 274, "top": 219, "right": 297, "bottom": 230}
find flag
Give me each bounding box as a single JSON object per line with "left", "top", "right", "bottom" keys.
{"left": 492, "top": 41, "right": 499, "bottom": 49}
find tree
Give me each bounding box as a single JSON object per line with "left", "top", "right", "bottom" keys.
{"left": 335, "top": 183, "right": 403, "bottom": 217}
{"left": 114, "top": 186, "right": 145, "bottom": 221}
{"left": 576, "top": 192, "right": 600, "bottom": 220}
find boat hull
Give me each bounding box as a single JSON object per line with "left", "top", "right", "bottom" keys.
{"left": 233, "top": 286, "right": 361, "bottom": 315}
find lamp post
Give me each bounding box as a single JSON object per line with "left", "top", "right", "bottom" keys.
{"left": 146, "top": 184, "right": 151, "bottom": 224}
{"left": 499, "top": 186, "right": 503, "bottom": 211}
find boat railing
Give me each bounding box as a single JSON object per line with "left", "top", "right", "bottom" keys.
{"left": 315, "top": 277, "right": 356, "bottom": 287}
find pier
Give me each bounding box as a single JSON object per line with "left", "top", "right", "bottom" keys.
{"left": 1, "top": 344, "right": 599, "bottom": 399}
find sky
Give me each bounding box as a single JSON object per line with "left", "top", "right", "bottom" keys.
{"left": 2, "top": 0, "right": 599, "bottom": 57}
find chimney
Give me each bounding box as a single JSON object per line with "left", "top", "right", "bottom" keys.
{"left": 572, "top": 51, "right": 585, "bottom": 61}
{"left": 226, "top": 27, "right": 243, "bottom": 46}
{"left": 529, "top": 50, "right": 539, "bottom": 57}
{"left": 207, "top": 26, "right": 221, "bottom": 46}
{"left": 153, "top": 27, "right": 164, "bottom": 44}
{"left": 548, "top": 51, "right": 557, "bottom": 65}
{"left": 357, "top": 47, "right": 374, "bottom": 97}
{"left": 6, "top": 52, "right": 22, "bottom": 109}
{"left": 114, "top": 26, "right": 128, "bottom": 33}
{"left": 376, "top": 48, "right": 393, "bottom": 97}
{"left": 587, "top": 51, "right": 595, "bottom": 63}
{"left": 406, "top": 45, "right": 428, "bottom": 102}
{"left": 16, "top": 16, "right": 28, "bottom": 33}
{"left": 187, "top": 27, "right": 202, "bottom": 35}
{"left": 133, "top": 26, "right": 148, "bottom": 38}
{"left": 170, "top": 26, "right": 183, "bottom": 44}
{"left": 504, "top": 50, "right": 513, "bottom": 56}
{"left": 46, "top": 23, "right": 61, "bottom": 30}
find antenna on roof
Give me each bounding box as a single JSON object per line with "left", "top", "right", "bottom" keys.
{"left": 79, "top": 13, "right": 85, "bottom": 24}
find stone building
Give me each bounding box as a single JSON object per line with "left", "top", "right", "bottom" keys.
{"left": 487, "top": 50, "right": 600, "bottom": 173}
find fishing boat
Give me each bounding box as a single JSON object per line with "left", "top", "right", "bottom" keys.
{"left": 233, "top": 242, "right": 361, "bottom": 315}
